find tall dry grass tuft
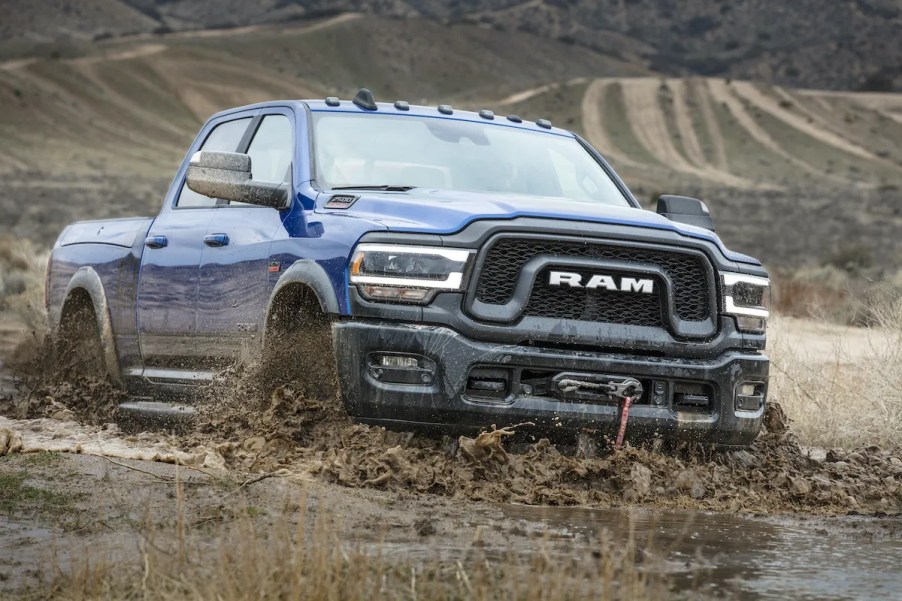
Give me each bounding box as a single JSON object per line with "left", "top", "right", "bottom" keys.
{"left": 771, "top": 266, "right": 902, "bottom": 326}
{"left": 0, "top": 235, "right": 49, "bottom": 336}
{"left": 769, "top": 292, "right": 902, "bottom": 451}
{"left": 47, "top": 493, "right": 672, "bottom": 601}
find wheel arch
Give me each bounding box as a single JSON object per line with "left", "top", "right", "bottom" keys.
{"left": 262, "top": 259, "right": 340, "bottom": 348}
{"left": 58, "top": 267, "right": 123, "bottom": 386}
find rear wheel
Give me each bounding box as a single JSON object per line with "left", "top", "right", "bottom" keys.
{"left": 56, "top": 291, "right": 107, "bottom": 380}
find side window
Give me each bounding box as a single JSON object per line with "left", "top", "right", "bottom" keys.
{"left": 247, "top": 115, "right": 292, "bottom": 184}
{"left": 176, "top": 117, "right": 252, "bottom": 208}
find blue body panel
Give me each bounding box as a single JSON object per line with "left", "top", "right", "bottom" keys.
{"left": 47, "top": 98, "right": 761, "bottom": 383}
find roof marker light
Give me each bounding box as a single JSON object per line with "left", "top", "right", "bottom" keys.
{"left": 394, "top": 100, "right": 410, "bottom": 111}
{"left": 438, "top": 104, "right": 453, "bottom": 115}
{"left": 479, "top": 109, "right": 495, "bottom": 120}
{"left": 353, "top": 88, "right": 378, "bottom": 110}
{"left": 537, "top": 118, "right": 552, "bottom": 129}
{"left": 325, "top": 96, "right": 340, "bottom": 106}
{"left": 506, "top": 115, "right": 522, "bottom": 123}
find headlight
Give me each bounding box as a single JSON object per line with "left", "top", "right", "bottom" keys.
{"left": 722, "top": 272, "right": 770, "bottom": 333}
{"left": 349, "top": 244, "right": 474, "bottom": 304}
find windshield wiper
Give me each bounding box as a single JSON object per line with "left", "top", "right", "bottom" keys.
{"left": 330, "top": 184, "right": 417, "bottom": 192}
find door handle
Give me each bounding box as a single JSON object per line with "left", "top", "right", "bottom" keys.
{"left": 144, "top": 235, "right": 168, "bottom": 249}
{"left": 203, "top": 233, "right": 230, "bottom": 247}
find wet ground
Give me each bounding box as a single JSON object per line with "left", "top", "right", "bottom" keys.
{"left": 1, "top": 410, "right": 901, "bottom": 599}
{"left": 501, "top": 505, "right": 902, "bottom": 600}
{"left": 1, "top": 344, "right": 901, "bottom": 598}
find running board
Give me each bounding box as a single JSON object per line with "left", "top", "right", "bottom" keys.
{"left": 118, "top": 400, "right": 196, "bottom": 431}
{"left": 124, "top": 367, "right": 214, "bottom": 383}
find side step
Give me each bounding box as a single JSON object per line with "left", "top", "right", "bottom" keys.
{"left": 117, "top": 401, "right": 196, "bottom": 432}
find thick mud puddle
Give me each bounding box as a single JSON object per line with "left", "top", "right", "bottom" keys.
{"left": 500, "top": 505, "right": 902, "bottom": 600}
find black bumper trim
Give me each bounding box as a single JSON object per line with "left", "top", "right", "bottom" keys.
{"left": 334, "top": 320, "right": 769, "bottom": 446}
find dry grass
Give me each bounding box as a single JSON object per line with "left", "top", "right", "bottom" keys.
{"left": 0, "top": 235, "right": 48, "bottom": 335}
{"left": 39, "top": 490, "right": 672, "bottom": 601}
{"left": 769, "top": 294, "right": 902, "bottom": 451}
{"left": 771, "top": 266, "right": 902, "bottom": 326}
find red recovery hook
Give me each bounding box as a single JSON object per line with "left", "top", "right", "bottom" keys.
{"left": 614, "top": 394, "right": 636, "bottom": 449}
{"left": 556, "top": 376, "right": 643, "bottom": 449}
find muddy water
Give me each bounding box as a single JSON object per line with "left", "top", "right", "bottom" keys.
{"left": 500, "top": 504, "right": 902, "bottom": 600}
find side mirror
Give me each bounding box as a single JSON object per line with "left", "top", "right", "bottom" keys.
{"left": 186, "top": 151, "right": 289, "bottom": 209}
{"left": 656, "top": 195, "right": 715, "bottom": 232}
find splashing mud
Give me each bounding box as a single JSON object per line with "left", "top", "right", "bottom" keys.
{"left": 182, "top": 365, "right": 902, "bottom": 516}
{"left": 2, "top": 337, "right": 900, "bottom": 517}
{"left": 1, "top": 335, "right": 124, "bottom": 424}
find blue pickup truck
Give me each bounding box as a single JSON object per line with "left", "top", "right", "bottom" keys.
{"left": 46, "top": 89, "right": 771, "bottom": 446}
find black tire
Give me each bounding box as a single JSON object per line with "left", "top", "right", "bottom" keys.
{"left": 55, "top": 296, "right": 107, "bottom": 380}
{"left": 261, "top": 289, "right": 339, "bottom": 400}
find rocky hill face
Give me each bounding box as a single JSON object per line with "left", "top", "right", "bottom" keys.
{"left": 1, "top": 0, "right": 900, "bottom": 92}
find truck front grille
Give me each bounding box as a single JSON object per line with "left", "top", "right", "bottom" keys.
{"left": 475, "top": 238, "right": 712, "bottom": 325}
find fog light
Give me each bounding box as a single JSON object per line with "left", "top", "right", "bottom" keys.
{"left": 736, "top": 315, "right": 766, "bottom": 333}
{"left": 376, "top": 354, "right": 419, "bottom": 369}
{"left": 739, "top": 383, "right": 757, "bottom": 396}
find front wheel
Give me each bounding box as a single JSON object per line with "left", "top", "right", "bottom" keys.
{"left": 261, "top": 289, "right": 339, "bottom": 401}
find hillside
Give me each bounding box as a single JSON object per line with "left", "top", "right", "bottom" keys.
{"left": 0, "top": 14, "right": 900, "bottom": 271}
{"left": 1, "top": 0, "right": 900, "bottom": 92}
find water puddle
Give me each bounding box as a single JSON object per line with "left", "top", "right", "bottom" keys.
{"left": 500, "top": 504, "right": 902, "bottom": 600}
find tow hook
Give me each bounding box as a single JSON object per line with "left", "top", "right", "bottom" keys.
{"left": 612, "top": 378, "right": 643, "bottom": 449}
{"left": 555, "top": 376, "right": 643, "bottom": 448}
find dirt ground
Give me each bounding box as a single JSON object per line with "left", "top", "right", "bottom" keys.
{"left": 0, "top": 303, "right": 900, "bottom": 598}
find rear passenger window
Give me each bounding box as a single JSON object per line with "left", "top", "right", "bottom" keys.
{"left": 176, "top": 117, "right": 252, "bottom": 208}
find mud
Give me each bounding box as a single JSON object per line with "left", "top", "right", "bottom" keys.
{"left": 2, "top": 333, "right": 900, "bottom": 518}
{"left": 1, "top": 336, "right": 124, "bottom": 425}
{"left": 181, "top": 365, "right": 902, "bottom": 516}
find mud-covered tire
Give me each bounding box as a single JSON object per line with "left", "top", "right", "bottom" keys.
{"left": 261, "top": 302, "right": 339, "bottom": 401}
{"left": 55, "top": 296, "right": 107, "bottom": 380}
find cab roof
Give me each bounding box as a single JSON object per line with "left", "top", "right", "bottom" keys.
{"left": 304, "top": 98, "right": 572, "bottom": 138}
{"left": 210, "top": 89, "right": 572, "bottom": 138}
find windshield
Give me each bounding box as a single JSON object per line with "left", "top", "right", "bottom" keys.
{"left": 312, "top": 112, "right": 630, "bottom": 207}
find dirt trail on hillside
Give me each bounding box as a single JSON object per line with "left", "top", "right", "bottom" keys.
{"left": 704, "top": 78, "right": 854, "bottom": 184}
{"left": 688, "top": 78, "right": 729, "bottom": 169}
{"left": 731, "top": 82, "right": 893, "bottom": 165}
{"left": 580, "top": 79, "right": 643, "bottom": 168}
{"left": 494, "top": 78, "right": 588, "bottom": 106}
{"left": 669, "top": 80, "right": 708, "bottom": 167}
{"left": 620, "top": 79, "right": 754, "bottom": 188}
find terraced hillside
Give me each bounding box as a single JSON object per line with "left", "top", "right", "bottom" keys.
{"left": 0, "top": 15, "right": 900, "bottom": 268}
{"left": 496, "top": 77, "right": 902, "bottom": 192}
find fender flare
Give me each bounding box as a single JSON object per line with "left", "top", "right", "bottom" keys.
{"left": 59, "top": 267, "right": 123, "bottom": 387}
{"left": 263, "top": 259, "right": 340, "bottom": 344}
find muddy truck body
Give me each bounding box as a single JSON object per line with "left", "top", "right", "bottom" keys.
{"left": 45, "top": 91, "right": 771, "bottom": 446}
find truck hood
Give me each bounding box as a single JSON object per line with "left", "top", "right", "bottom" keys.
{"left": 320, "top": 188, "right": 760, "bottom": 265}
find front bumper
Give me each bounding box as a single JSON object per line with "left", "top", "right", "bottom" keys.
{"left": 333, "top": 320, "right": 769, "bottom": 446}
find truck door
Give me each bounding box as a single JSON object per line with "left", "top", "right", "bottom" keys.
{"left": 196, "top": 112, "right": 293, "bottom": 366}
{"left": 135, "top": 116, "right": 253, "bottom": 375}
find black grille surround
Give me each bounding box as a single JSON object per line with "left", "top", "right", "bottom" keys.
{"left": 469, "top": 235, "right": 717, "bottom": 337}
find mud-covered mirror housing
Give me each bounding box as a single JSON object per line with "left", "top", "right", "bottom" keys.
{"left": 186, "top": 150, "right": 289, "bottom": 209}
{"left": 655, "top": 195, "right": 715, "bottom": 232}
